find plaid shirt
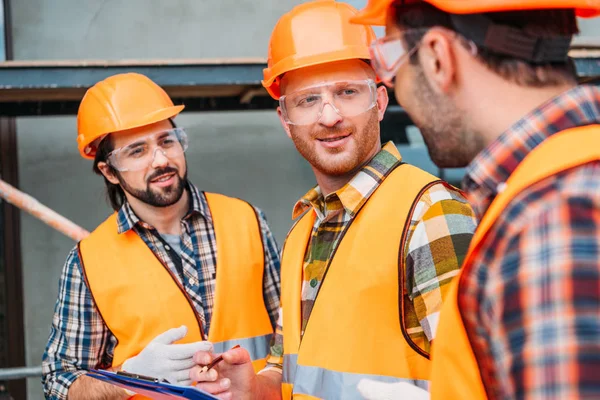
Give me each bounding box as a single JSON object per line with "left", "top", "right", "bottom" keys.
{"left": 264, "top": 142, "right": 476, "bottom": 372}
{"left": 42, "top": 183, "right": 281, "bottom": 400}
{"left": 460, "top": 85, "right": 600, "bottom": 399}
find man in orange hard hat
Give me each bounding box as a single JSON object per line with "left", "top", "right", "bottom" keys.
{"left": 351, "top": 1, "right": 600, "bottom": 399}
{"left": 189, "top": 1, "right": 477, "bottom": 399}
{"left": 42, "top": 73, "right": 281, "bottom": 399}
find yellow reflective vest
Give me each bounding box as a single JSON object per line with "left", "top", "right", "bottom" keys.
{"left": 280, "top": 163, "right": 441, "bottom": 399}
{"left": 79, "top": 192, "right": 273, "bottom": 399}
{"left": 430, "top": 125, "right": 600, "bottom": 400}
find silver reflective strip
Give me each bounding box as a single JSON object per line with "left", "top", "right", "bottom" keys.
{"left": 290, "top": 362, "right": 429, "bottom": 400}
{"left": 283, "top": 353, "right": 298, "bottom": 383}
{"left": 212, "top": 334, "right": 271, "bottom": 361}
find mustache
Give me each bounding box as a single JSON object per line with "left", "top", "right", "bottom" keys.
{"left": 312, "top": 126, "right": 353, "bottom": 139}
{"left": 147, "top": 167, "right": 179, "bottom": 183}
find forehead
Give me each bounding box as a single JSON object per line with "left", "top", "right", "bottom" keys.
{"left": 281, "top": 59, "right": 374, "bottom": 94}
{"left": 111, "top": 119, "right": 173, "bottom": 148}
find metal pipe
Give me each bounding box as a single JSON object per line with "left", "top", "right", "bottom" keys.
{"left": 0, "top": 179, "right": 90, "bottom": 241}
{"left": 0, "top": 366, "right": 42, "bottom": 380}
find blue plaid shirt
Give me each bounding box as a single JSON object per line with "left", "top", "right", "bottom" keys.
{"left": 42, "top": 182, "right": 281, "bottom": 399}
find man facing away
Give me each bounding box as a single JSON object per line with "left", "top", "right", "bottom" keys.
{"left": 351, "top": 0, "right": 600, "bottom": 399}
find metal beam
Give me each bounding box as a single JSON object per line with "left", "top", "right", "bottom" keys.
{"left": 0, "top": 366, "right": 40, "bottom": 381}
{"left": 0, "top": 59, "right": 268, "bottom": 100}
{"left": 0, "top": 49, "right": 598, "bottom": 117}
{"left": 571, "top": 49, "right": 600, "bottom": 82}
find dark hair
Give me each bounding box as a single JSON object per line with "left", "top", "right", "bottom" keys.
{"left": 391, "top": 1, "right": 579, "bottom": 87}
{"left": 93, "top": 135, "right": 126, "bottom": 212}
{"left": 92, "top": 119, "right": 178, "bottom": 211}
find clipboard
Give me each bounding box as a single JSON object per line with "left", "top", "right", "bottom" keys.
{"left": 87, "top": 369, "right": 219, "bottom": 400}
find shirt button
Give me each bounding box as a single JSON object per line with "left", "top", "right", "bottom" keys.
{"left": 310, "top": 278, "right": 318, "bottom": 288}
{"left": 165, "top": 245, "right": 171, "bottom": 251}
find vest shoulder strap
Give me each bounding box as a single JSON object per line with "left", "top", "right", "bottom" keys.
{"left": 468, "top": 124, "right": 600, "bottom": 255}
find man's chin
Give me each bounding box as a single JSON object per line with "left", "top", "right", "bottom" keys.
{"left": 147, "top": 180, "right": 185, "bottom": 206}
{"left": 148, "top": 192, "right": 183, "bottom": 208}
{"left": 315, "top": 159, "right": 358, "bottom": 177}
{"left": 429, "top": 148, "right": 471, "bottom": 169}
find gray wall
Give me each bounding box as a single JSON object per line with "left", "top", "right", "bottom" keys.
{"left": 17, "top": 112, "right": 314, "bottom": 399}
{"left": 12, "top": 1, "right": 316, "bottom": 399}
{"left": 9, "top": 0, "right": 600, "bottom": 398}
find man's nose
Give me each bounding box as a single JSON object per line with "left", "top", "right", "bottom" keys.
{"left": 318, "top": 102, "right": 343, "bottom": 127}
{"left": 151, "top": 148, "right": 169, "bottom": 168}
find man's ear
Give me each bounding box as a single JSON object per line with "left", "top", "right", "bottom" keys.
{"left": 418, "top": 28, "right": 457, "bottom": 94}
{"left": 97, "top": 162, "right": 120, "bottom": 185}
{"left": 277, "top": 107, "right": 293, "bottom": 139}
{"left": 375, "top": 85, "right": 389, "bottom": 122}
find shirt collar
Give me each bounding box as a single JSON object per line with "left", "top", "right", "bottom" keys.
{"left": 116, "top": 180, "right": 210, "bottom": 234}
{"left": 463, "top": 85, "right": 600, "bottom": 219}
{"left": 292, "top": 141, "right": 403, "bottom": 219}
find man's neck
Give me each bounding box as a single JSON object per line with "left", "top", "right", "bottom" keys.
{"left": 313, "top": 144, "right": 382, "bottom": 196}
{"left": 314, "top": 171, "right": 355, "bottom": 197}
{"left": 467, "top": 79, "right": 576, "bottom": 151}
{"left": 127, "top": 190, "right": 190, "bottom": 235}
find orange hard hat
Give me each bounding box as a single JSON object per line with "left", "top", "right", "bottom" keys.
{"left": 76, "top": 72, "right": 184, "bottom": 159}
{"left": 351, "top": 0, "right": 600, "bottom": 26}
{"left": 262, "top": 0, "right": 377, "bottom": 100}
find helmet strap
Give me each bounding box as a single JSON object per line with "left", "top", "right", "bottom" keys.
{"left": 450, "top": 13, "right": 572, "bottom": 64}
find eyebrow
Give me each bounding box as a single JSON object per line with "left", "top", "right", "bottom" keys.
{"left": 294, "top": 80, "right": 362, "bottom": 93}
{"left": 123, "top": 131, "right": 171, "bottom": 150}
{"left": 124, "top": 140, "right": 146, "bottom": 150}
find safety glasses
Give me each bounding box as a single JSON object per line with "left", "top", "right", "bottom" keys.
{"left": 107, "top": 127, "right": 188, "bottom": 172}
{"left": 370, "top": 28, "right": 478, "bottom": 87}
{"left": 279, "top": 79, "right": 378, "bottom": 125}
{"left": 369, "top": 32, "right": 421, "bottom": 88}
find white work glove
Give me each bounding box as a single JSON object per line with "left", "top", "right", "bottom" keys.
{"left": 121, "top": 325, "right": 212, "bottom": 386}
{"left": 357, "top": 379, "right": 430, "bottom": 400}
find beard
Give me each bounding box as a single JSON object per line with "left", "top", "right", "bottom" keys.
{"left": 289, "top": 108, "right": 381, "bottom": 176}
{"left": 117, "top": 166, "right": 187, "bottom": 208}
{"left": 409, "top": 68, "right": 483, "bottom": 168}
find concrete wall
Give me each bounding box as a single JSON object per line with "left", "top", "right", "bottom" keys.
{"left": 17, "top": 111, "right": 315, "bottom": 399}
{"left": 12, "top": 1, "right": 316, "bottom": 398}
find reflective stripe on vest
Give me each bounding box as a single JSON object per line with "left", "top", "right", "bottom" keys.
{"left": 80, "top": 192, "right": 273, "bottom": 379}
{"left": 283, "top": 353, "right": 429, "bottom": 400}
{"left": 430, "top": 125, "right": 600, "bottom": 400}
{"left": 280, "top": 163, "right": 441, "bottom": 399}
{"left": 213, "top": 333, "right": 272, "bottom": 361}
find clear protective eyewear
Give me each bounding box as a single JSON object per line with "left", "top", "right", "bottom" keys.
{"left": 371, "top": 29, "right": 477, "bottom": 88}
{"left": 369, "top": 31, "right": 424, "bottom": 87}
{"left": 279, "top": 79, "right": 378, "bottom": 125}
{"left": 107, "top": 127, "right": 189, "bottom": 172}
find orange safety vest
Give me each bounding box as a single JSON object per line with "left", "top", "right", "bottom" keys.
{"left": 79, "top": 192, "right": 273, "bottom": 398}
{"left": 430, "top": 125, "right": 600, "bottom": 399}
{"left": 280, "top": 163, "right": 441, "bottom": 399}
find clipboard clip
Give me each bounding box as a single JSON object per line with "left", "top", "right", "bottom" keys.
{"left": 116, "top": 370, "right": 168, "bottom": 384}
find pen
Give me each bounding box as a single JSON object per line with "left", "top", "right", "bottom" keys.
{"left": 200, "top": 344, "right": 241, "bottom": 373}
